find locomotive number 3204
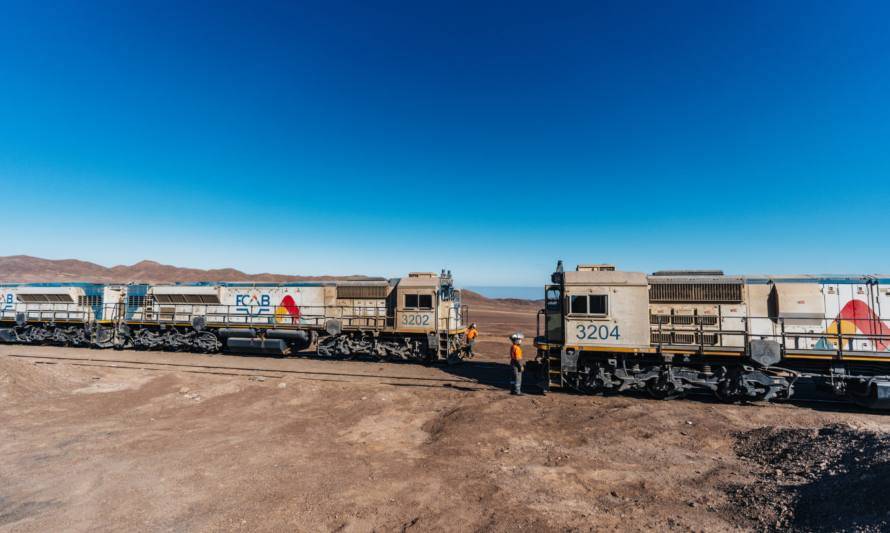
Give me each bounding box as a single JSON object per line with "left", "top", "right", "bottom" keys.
{"left": 576, "top": 324, "right": 621, "bottom": 341}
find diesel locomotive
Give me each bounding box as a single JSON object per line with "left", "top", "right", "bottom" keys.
{"left": 534, "top": 262, "right": 890, "bottom": 407}
{"left": 0, "top": 271, "right": 467, "bottom": 362}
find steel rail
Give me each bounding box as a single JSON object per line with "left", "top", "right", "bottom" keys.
{"left": 5, "top": 353, "right": 485, "bottom": 386}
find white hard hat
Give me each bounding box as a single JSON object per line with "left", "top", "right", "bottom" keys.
{"left": 510, "top": 332, "right": 524, "bottom": 341}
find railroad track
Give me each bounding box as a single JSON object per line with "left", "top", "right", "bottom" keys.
{"left": 4, "top": 353, "right": 495, "bottom": 389}
{"left": 4, "top": 353, "right": 861, "bottom": 407}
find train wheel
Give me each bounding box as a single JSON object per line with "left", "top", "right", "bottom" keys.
{"left": 195, "top": 332, "right": 221, "bottom": 353}
{"left": 92, "top": 326, "right": 115, "bottom": 348}
{"left": 646, "top": 378, "right": 685, "bottom": 400}
{"left": 575, "top": 361, "right": 607, "bottom": 395}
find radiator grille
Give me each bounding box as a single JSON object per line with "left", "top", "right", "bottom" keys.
{"left": 16, "top": 293, "right": 75, "bottom": 303}
{"left": 650, "top": 283, "right": 742, "bottom": 303}
{"left": 153, "top": 294, "right": 221, "bottom": 304}
{"left": 77, "top": 295, "right": 102, "bottom": 307}
{"left": 695, "top": 315, "right": 718, "bottom": 326}
{"left": 697, "top": 333, "right": 720, "bottom": 346}
{"left": 673, "top": 333, "right": 696, "bottom": 345}
{"left": 671, "top": 314, "right": 694, "bottom": 325}
{"left": 651, "top": 332, "right": 672, "bottom": 344}
{"left": 337, "top": 285, "right": 388, "bottom": 299}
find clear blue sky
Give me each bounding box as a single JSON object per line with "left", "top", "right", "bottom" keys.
{"left": 1, "top": 1, "right": 888, "bottom": 285}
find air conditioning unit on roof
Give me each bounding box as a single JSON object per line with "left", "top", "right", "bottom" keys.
{"left": 576, "top": 264, "right": 616, "bottom": 272}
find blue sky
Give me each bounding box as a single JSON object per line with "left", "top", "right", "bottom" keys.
{"left": 1, "top": 1, "right": 888, "bottom": 285}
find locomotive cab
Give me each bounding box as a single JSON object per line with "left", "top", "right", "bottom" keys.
{"left": 395, "top": 273, "right": 438, "bottom": 331}
{"left": 561, "top": 265, "right": 650, "bottom": 350}
{"left": 394, "top": 271, "right": 464, "bottom": 334}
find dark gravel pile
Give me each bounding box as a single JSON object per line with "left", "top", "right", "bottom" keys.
{"left": 728, "top": 424, "right": 890, "bottom": 532}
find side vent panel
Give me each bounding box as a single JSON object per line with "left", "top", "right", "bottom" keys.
{"left": 649, "top": 282, "right": 743, "bottom": 303}
{"left": 337, "top": 285, "right": 388, "bottom": 299}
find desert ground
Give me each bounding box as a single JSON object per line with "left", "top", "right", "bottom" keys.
{"left": 2, "top": 299, "right": 890, "bottom": 532}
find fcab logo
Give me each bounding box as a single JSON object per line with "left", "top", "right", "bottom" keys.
{"left": 1, "top": 293, "right": 12, "bottom": 311}
{"left": 235, "top": 293, "right": 271, "bottom": 315}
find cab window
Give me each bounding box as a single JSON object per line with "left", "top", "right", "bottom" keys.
{"left": 589, "top": 295, "right": 608, "bottom": 315}
{"left": 570, "top": 295, "right": 588, "bottom": 314}
{"left": 404, "top": 294, "right": 433, "bottom": 310}
{"left": 545, "top": 288, "right": 561, "bottom": 311}
{"left": 569, "top": 294, "right": 608, "bottom": 317}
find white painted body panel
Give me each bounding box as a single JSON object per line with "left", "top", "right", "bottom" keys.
{"left": 0, "top": 286, "right": 97, "bottom": 322}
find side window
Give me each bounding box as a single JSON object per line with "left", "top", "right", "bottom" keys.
{"left": 405, "top": 294, "right": 419, "bottom": 308}
{"left": 418, "top": 294, "right": 433, "bottom": 309}
{"left": 570, "top": 295, "right": 588, "bottom": 314}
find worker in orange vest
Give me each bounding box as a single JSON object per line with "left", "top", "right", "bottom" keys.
{"left": 465, "top": 323, "right": 478, "bottom": 358}
{"left": 509, "top": 333, "right": 524, "bottom": 395}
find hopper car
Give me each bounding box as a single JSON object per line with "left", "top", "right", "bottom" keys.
{"left": 533, "top": 262, "right": 890, "bottom": 408}
{"left": 0, "top": 271, "right": 467, "bottom": 362}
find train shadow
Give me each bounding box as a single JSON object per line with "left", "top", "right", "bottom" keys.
{"left": 442, "top": 360, "right": 888, "bottom": 411}
{"left": 439, "top": 359, "right": 552, "bottom": 394}
{"left": 439, "top": 360, "right": 516, "bottom": 391}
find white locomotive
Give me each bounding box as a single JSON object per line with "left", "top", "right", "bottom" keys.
{"left": 534, "top": 262, "right": 890, "bottom": 407}
{"left": 0, "top": 271, "right": 467, "bottom": 362}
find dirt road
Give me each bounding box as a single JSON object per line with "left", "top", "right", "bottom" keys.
{"left": 3, "top": 304, "right": 890, "bottom": 532}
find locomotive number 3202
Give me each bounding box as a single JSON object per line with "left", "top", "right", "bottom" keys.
{"left": 576, "top": 324, "right": 621, "bottom": 341}
{"left": 401, "top": 314, "right": 430, "bottom": 326}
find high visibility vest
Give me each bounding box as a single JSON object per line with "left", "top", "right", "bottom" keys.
{"left": 510, "top": 344, "right": 522, "bottom": 361}
{"left": 467, "top": 328, "right": 477, "bottom": 340}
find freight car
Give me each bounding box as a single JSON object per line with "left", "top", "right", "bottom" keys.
{"left": 0, "top": 271, "right": 467, "bottom": 362}
{"left": 533, "top": 262, "right": 890, "bottom": 407}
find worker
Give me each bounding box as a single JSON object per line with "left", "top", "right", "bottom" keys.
{"left": 465, "top": 323, "right": 478, "bottom": 358}
{"left": 509, "top": 333, "right": 524, "bottom": 395}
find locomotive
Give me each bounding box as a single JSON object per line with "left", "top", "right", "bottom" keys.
{"left": 0, "top": 271, "right": 467, "bottom": 362}
{"left": 533, "top": 262, "right": 890, "bottom": 407}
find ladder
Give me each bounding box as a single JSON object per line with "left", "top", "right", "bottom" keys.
{"left": 546, "top": 348, "right": 563, "bottom": 389}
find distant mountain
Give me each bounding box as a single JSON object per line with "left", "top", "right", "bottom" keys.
{"left": 0, "top": 255, "right": 370, "bottom": 284}
{"left": 459, "top": 289, "right": 542, "bottom": 308}
{"left": 0, "top": 256, "right": 544, "bottom": 303}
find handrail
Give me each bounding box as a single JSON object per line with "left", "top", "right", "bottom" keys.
{"left": 0, "top": 302, "right": 468, "bottom": 332}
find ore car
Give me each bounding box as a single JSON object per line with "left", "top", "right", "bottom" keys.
{"left": 0, "top": 271, "right": 468, "bottom": 362}
{"left": 533, "top": 262, "right": 890, "bottom": 407}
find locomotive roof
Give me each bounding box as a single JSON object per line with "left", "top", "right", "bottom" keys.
{"left": 563, "top": 270, "right": 648, "bottom": 285}
{"left": 744, "top": 275, "right": 890, "bottom": 284}
{"left": 0, "top": 279, "right": 394, "bottom": 288}
{"left": 0, "top": 282, "right": 116, "bottom": 287}
{"left": 135, "top": 281, "right": 338, "bottom": 287}
{"left": 646, "top": 274, "right": 890, "bottom": 284}
{"left": 648, "top": 275, "right": 744, "bottom": 284}
{"left": 136, "top": 278, "right": 389, "bottom": 288}
{"left": 396, "top": 276, "right": 444, "bottom": 287}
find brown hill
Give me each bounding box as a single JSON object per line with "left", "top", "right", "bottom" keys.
{"left": 0, "top": 256, "right": 542, "bottom": 308}
{"left": 0, "top": 255, "right": 371, "bottom": 284}
{"left": 459, "top": 289, "right": 542, "bottom": 309}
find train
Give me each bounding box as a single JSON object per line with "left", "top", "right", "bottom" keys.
{"left": 532, "top": 262, "right": 890, "bottom": 407}
{"left": 0, "top": 271, "right": 467, "bottom": 362}
{"left": 6, "top": 260, "right": 890, "bottom": 408}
